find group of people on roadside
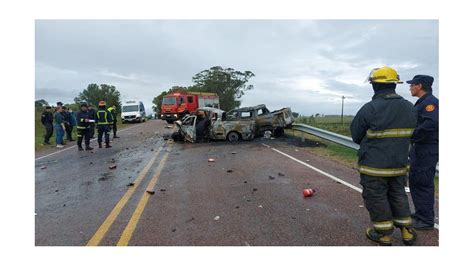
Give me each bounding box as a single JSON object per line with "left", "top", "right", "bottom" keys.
{"left": 40, "top": 100, "right": 119, "bottom": 150}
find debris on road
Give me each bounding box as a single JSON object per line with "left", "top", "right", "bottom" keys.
{"left": 235, "top": 206, "right": 240, "bottom": 209}
{"left": 40, "top": 166, "right": 47, "bottom": 170}
{"left": 165, "top": 125, "right": 173, "bottom": 129}
{"left": 303, "top": 188, "right": 315, "bottom": 198}
{"left": 109, "top": 158, "right": 116, "bottom": 163}
{"left": 295, "top": 149, "right": 299, "bottom": 152}
{"left": 252, "top": 188, "right": 258, "bottom": 192}
{"left": 231, "top": 151, "right": 237, "bottom": 154}
{"left": 258, "top": 205, "right": 263, "bottom": 208}
{"left": 213, "top": 216, "right": 220, "bottom": 221}
{"left": 171, "top": 228, "right": 176, "bottom": 232}
{"left": 160, "top": 188, "right": 167, "bottom": 192}
{"left": 244, "top": 181, "right": 247, "bottom": 183}
{"left": 208, "top": 158, "right": 215, "bottom": 162}
{"left": 109, "top": 165, "right": 117, "bottom": 170}
{"left": 55, "top": 190, "right": 59, "bottom": 193}
{"left": 227, "top": 169, "right": 233, "bottom": 173}
{"left": 359, "top": 205, "right": 364, "bottom": 208}
{"left": 268, "top": 175, "right": 275, "bottom": 180}
{"left": 98, "top": 172, "right": 113, "bottom": 181}
{"left": 127, "top": 182, "right": 134, "bottom": 187}
{"left": 278, "top": 172, "right": 285, "bottom": 176}
{"left": 146, "top": 190, "right": 155, "bottom": 195}
{"left": 89, "top": 162, "right": 93, "bottom": 165}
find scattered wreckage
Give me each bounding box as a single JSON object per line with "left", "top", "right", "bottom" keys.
{"left": 171, "top": 104, "right": 294, "bottom": 143}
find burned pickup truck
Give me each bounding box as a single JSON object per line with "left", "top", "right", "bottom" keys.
{"left": 172, "top": 107, "right": 256, "bottom": 143}
{"left": 229, "top": 104, "right": 294, "bottom": 137}
{"left": 172, "top": 104, "right": 294, "bottom": 143}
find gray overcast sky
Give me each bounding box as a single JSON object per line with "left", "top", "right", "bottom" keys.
{"left": 35, "top": 20, "right": 438, "bottom": 115}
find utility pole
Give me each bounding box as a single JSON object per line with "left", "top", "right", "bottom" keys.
{"left": 341, "top": 95, "right": 345, "bottom": 125}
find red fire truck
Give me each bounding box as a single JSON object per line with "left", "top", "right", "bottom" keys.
{"left": 160, "top": 91, "right": 220, "bottom": 123}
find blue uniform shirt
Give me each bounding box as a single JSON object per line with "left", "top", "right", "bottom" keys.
{"left": 412, "top": 92, "right": 439, "bottom": 145}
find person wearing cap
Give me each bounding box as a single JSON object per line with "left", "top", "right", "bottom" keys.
{"left": 95, "top": 100, "right": 113, "bottom": 148}
{"left": 76, "top": 102, "right": 94, "bottom": 151}
{"left": 407, "top": 75, "right": 439, "bottom": 230}
{"left": 40, "top": 105, "right": 54, "bottom": 145}
{"left": 350, "top": 66, "right": 418, "bottom": 246}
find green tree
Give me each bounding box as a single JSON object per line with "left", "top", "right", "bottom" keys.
{"left": 75, "top": 83, "right": 121, "bottom": 109}
{"left": 191, "top": 66, "right": 255, "bottom": 111}
{"left": 152, "top": 86, "right": 188, "bottom": 114}
{"left": 35, "top": 99, "right": 49, "bottom": 107}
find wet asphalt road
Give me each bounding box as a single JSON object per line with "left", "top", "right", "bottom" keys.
{"left": 35, "top": 119, "right": 438, "bottom": 246}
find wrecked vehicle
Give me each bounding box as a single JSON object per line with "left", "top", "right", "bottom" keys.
{"left": 172, "top": 107, "right": 256, "bottom": 143}
{"left": 227, "top": 104, "right": 294, "bottom": 137}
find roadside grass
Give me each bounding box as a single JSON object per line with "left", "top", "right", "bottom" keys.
{"left": 35, "top": 107, "right": 132, "bottom": 151}
{"left": 289, "top": 115, "right": 439, "bottom": 195}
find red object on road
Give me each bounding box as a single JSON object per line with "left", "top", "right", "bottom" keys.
{"left": 303, "top": 188, "right": 315, "bottom": 197}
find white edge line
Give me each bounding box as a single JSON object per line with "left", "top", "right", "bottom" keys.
{"left": 35, "top": 124, "right": 140, "bottom": 161}
{"left": 262, "top": 143, "right": 439, "bottom": 230}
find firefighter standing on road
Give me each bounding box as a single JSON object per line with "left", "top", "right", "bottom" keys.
{"left": 407, "top": 75, "right": 439, "bottom": 230}
{"left": 95, "top": 101, "right": 113, "bottom": 148}
{"left": 76, "top": 102, "right": 94, "bottom": 151}
{"left": 350, "top": 66, "right": 418, "bottom": 246}
{"left": 107, "top": 105, "right": 119, "bottom": 139}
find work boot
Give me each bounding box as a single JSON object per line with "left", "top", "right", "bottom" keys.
{"left": 105, "top": 143, "right": 112, "bottom": 148}
{"left": 85, "top": 146, "right": 93, "bottom": 151}
{"left": 400, "top": 227, "right": 417, "bottom": 246}
{"left": 413, "top": 218, "right": 434, "bottom": 230}
{"left": 365, "top": 228, "right": 392, "bottom": 246}
{"left": 98, "top": 142, "right": 102, "bottom": 148}
{"left": 78, "top": 146, "right": 84, "bottom": 151}
{"left": 113, "top": 135, "right": 120, "bottom": 138}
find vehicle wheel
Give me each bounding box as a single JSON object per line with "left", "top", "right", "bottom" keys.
{"left": 227, "top": 131, "right": 240, "bottom": 143}
{"left": 166, "top": 120, "right": 174, "bottom": 124}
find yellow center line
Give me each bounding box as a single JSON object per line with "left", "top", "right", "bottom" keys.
{"left": 86, "top": 146, "right": 164, "bottom": 246}
{"left": 116, "top": 144, "right": 173, "bottom": 246}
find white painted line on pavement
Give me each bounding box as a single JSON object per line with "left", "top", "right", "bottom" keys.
{"left": 262, "top": 143, "right": 439, "bottom": 230}
{"left": 35, "top": 124, "right": 140, "bottom": 161}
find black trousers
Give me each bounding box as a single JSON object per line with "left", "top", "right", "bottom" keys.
{"left": 77, "top": 127, "right": 91, "bottom": 148}
{"left": 409, "top": 144, "right": 438, "bottom": 225}
{"left": 65, "top": 124, "right": 73, "bottom": 140}
{"left": 111, "top": 122, "right": 117, "bottom": 137}
{"left": 89, "top": 123, "right": 96, "bottom": 138}
{"left": 43, "top": 123, "right": 53, "bottom": 144}
{"left": 360, "top": 174, "right": 411, "bottom": 223}
{"left": 97, "top": 124, "right": 110, "bottom": 144}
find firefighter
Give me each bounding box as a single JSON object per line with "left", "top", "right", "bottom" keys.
{"left": 76, "top": 102, "right": 93, "bottom": 151}
{"left": 350, "top": 66, "right": 418, "bottom": 246}
{"left": 107, "top": 105, "right": 119, "bottom": 138}
{"left": 41, "top": 105, "right": 54, "bottom": 145}
{"left": 407, "top": 75, "right": 439, "bottom": 230}
{"left": 87, "top": 104, "right": 96, "bottom": 139}
{"left": 95, "top": 101, "right": 113, "bottom": 148}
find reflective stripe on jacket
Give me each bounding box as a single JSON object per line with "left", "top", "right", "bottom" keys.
{"left": 350, "top": 89, "right": 417, "bottom": 177}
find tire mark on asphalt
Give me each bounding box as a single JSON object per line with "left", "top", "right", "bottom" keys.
{"left": 261, "top": 143, "right": 439, "bottom": 230}
{"left": 86, "top": 145, "right": 165, "bottom": 246}
{"left": 116, "top": 143, "right": 173, "bottom": 246}
{"left": 35, "top": 124, "right": 140, "bottom": 161}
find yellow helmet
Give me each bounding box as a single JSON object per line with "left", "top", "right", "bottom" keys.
{"left": 367, "top": 66, "right": 403, "bottom": 84}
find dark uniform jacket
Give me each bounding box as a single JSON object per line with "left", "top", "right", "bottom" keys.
{"left": 76, "top": 110, "right": 91, "bottom": 129}
{"left": 87, "top": 108, "right": 96, "bottom": 121}
{"left": 412, "top": 92, "right": 438, "bottom": 145}
{"left": 41, "top": 111, "right": 53, "bottom": 125}
{"left": 95, "top": 107, "right": 113, "bottom": 125}
{"left": 350, "top": 89, "right": 417, "bottom": 177}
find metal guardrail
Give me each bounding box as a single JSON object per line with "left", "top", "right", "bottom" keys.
{"left": 291, "top": 123, "right": 439, "bottom": 174}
